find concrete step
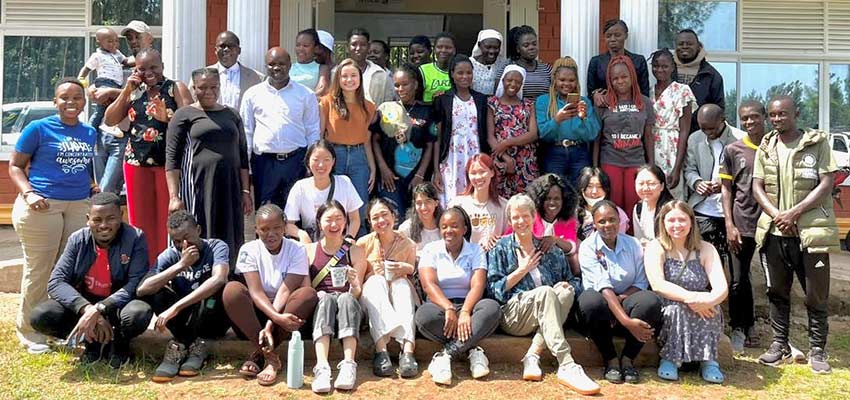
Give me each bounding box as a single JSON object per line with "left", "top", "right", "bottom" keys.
{"left": 0, "top": 258, "right": 22, "bottom": 293}
{"left": 131, "top": 328, "right": 733, "bottom": 368}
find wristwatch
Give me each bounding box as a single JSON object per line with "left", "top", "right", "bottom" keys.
{"left": 95, "top": 302, "right": 107, "bottom": 315}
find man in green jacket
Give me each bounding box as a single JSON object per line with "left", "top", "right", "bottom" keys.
{"left": 752, "top": 95, "right": 839, "bottom": 374}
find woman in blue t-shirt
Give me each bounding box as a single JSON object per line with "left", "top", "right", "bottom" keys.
{"left": 9, "top": 78, "right": 97, "bottom": 353}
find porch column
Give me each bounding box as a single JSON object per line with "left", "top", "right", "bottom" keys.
{"left": 227, "top": 0, "right": 269, "bottom": 72}
{"left": 619, "top": 0, "right": 659, "bottom": 59}
{"left": 162, "top": 0, "right": 207, "bottom": 83}
{"left": 561, "top": 0, "right": 599, "bottom": 96}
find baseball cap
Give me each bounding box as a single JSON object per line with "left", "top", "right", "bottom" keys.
{"left": 317, "top": 30, "right": 335, "bottom": 51}
{"left": 121, "top": 20, "right": 151, "bottom": 35}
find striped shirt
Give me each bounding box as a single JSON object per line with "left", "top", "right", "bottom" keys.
{"left": 493, "top": 60, "right": 552, "bottom": 100}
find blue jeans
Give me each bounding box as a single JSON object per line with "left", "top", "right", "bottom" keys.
{"left": 333, "top": 144, "right": 370, "bottom": 237}
{"left": 251, "top": 148, "right": 308, "bottom": 210}
{"left": 90, "top": 78, "right": 125, "bottom": 194}
{"left": 93, "top": 134, "right": 128, "bottom": 194}
{"left": 377, "top": 171, "right": 415, "bottom": 222}
{"left": 539, "top": 142, "right": 591, "bottom": 187}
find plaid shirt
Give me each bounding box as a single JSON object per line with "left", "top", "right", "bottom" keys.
{"left": 486, "top": 234, "right": 582, "bottom": 305}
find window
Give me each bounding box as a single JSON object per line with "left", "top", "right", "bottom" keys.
{"left": 658, "top": 0, "right": 737, "bottom": 52}
{"left": 830, "top": 64, "right": 850, "bottom": 133}
{"left": 91, "top": 0, "right": 162, "bottom": 26}
{"left": 712, "top": 62, "right": 738, "bottom": 125}
{"left": 741, "top": 63, "right": 820, "bottom": 130}
{"left": 3, "top": 36, "right": 85, "bottom": 104}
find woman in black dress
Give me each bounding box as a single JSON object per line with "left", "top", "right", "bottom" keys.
{"left": 166, "top": 67, "right": 252, "bottom": 263}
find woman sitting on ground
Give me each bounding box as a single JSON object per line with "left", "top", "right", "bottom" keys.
{"left": 356, "top": 198, "right": 419, "bottom": 378}
{"left": 645, "top": 200, "right": 728, "bottom": 384}
{"left": 414, "top": 206, "right": 501, "bottom": 385}
{"left": 306, "top": 200, "right": 368, "bottom": 393}
{"left": 576, "top": 200, "right": 662, "bottom": 385}
{"left": 222, "top": 204, "right": 319, "bottom": 386}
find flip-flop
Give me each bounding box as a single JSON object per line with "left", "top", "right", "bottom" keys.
{"left": 700, "top": 361, "right": 724, "bottom": 384}
{"left": 657, "top": 358, "right": 679, "bottom": 381}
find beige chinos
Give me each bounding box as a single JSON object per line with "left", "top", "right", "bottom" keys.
{"left": 500, "top": 284, "right": 576, "bottom": 365}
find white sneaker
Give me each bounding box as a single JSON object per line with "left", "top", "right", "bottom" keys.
{"left": 557, "top": 362, "right": 601, "bottom": 396}
{"left": 427, "top": 352, "right": 452, "bottom": 385}
{"left": 521, "top": 353, "right": 543, "bottom": 381}
{"left": 334, "top": 360, "right": 358, "bottom": 390}
{"left": 789, "top": 343, "right": 807, "bottom": 363}
{"left": 26, "top": 343, "right": 52, "bottom": 355}
{"left": 311, "top": 363, "right": 332, "bottom": 393}
{"left": 468, "top": 347, "right": 490, "bottom": 379}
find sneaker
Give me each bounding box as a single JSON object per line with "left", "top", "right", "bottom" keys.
{"left": 398, "top": 352, "right": 419, "bottom": 378}
{"left": 334, "top": 360, "right": 358, "bottom": 390}
{"left": 809, "top": 347, "right": 832, "bottom": 374}
{"left": 108, "top": 339, "right": 133, "bottom": 369}
{"left": 427, "top": 352, "right": 452, "bottom": 385}
{"left": 521, "top": 353, "right": 543, "bottom": 381}
{"left": 789, "top": 343, "right": 807, "bottom": 363}
{"left": 27, "top": 343, "right": 52, "bottom": 355}
{"left": 758, "top": 341, "right": 792, "bottom": 366}
{"left": 179, "top": 339, "right": 207, "bottom": 377}
{"left": 468, "top": 347, "right": 490, "bottom": 379}
{"left": 311, "top": 363, "right": 332, "bottom": 393}
{"left": 730, "top": 328, "right": 746, "bottom": 354}
{"left": 557, "top": 362, "right": 601, "bottom": 396}
{"left": 153, "top": 341, "right": 187, "bottom": 382}
{"left": 372, "top": 351, "right": 393, "bottom": 377}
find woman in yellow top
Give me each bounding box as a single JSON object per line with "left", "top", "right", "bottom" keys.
{"left": 319, "top": 58, "right": 377, "bottom": 237}
{"left": 419, "top": 32, "right": 456, "bottom": 104}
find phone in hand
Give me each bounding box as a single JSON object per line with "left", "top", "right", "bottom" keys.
{"left": 566, "top": 93, "right": 581, "bottom": 104}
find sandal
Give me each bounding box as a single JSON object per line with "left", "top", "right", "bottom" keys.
{"left": 657, "top": 358, "right": 679, "bottom": 381}
{"left": 257, "top": 351, "right": 281, "bottom": 386}
{"left": 239, "top": 350, "right": 263, "bottom": 378}
{"left": 700, "top": 361, "right": 724, "bottom": 384}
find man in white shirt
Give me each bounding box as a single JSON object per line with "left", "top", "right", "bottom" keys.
{"left": 240, "top": 47, "right": 321, "bottom": 210}
{"left": 195, "top": 31, "right": 263, "bottom": 109}
{"left": 334, "top": 28, "right": 394, "bottom": 105}
{"left": 684, "top": 104, "right": 744, "bottom": 265}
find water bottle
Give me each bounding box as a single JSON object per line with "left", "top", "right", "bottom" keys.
{"left": 287, "top": 331, "right": 304, "bottom": 389}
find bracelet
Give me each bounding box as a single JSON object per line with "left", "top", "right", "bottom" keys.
{"left": 414, "top": 173, "right": 425, "bottom": 179}
{"left": 241, "top": 189, "right": 250, "bottom": 194}
{"left": 444, "top": 306, "right": 455, "bottom": 313}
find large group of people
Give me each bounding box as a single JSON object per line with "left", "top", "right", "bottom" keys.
{"left": 8, "top": 16, "right": 840, "bottom": 396}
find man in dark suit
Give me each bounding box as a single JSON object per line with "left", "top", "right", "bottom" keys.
{"left": 193, "top": 31, "right": 264, "bottom": 109}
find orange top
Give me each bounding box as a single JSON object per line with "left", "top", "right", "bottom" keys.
{"left": 320, "top": 95, "right": 377, "bottom": 145}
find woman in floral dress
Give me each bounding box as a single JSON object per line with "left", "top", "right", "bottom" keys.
{"left": 432, "top": 55, "right": 489, "bottom": 206}
{"left": 650, "top": 48, "right": 696, "bottom": 200}
{"left": 104, "top": 48, "right": 193, "bottom": 262}
{"left": 487, "top": 64, "right": 538, "bottom": 198}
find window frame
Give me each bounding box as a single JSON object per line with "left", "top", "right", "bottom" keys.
{"left": 658, "top": 0, "right": 850, "bottom": 132}
{"left": 0, "top": 0, "right": 163, "bottom": 153}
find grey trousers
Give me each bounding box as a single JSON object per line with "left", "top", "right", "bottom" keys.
{"left": 312, "top": 291, "right": 362, "bottom": 340}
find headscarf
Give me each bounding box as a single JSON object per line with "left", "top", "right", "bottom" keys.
{"left": 317, "top": 30, "right": 335, "bottom": 52}
{"left": 471, "top": 29, "right": 503, "bottom": 58}
{"left": 494, "top": 64, "right": 527, "bottom": 99}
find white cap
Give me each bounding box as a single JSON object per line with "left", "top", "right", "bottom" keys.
{"left": 317, "top": 30, "right": 334, "bottom": 51}
{"left": 121, "top": 20, "right": 151, "bottom": 35}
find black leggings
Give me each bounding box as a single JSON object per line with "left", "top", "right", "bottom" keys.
{"left": 29, "top": 299, "right": 153, "bottom": 343}
{"left": 577, "top": 289, "right": 663, "bottom": 362}
{"left": 414, "top": 299, "right": 501, "bottom": 359}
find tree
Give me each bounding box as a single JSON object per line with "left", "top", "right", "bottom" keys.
{"left": 658, "top": 1, "right": 718, "bottom": 48}
{"left": 724, "top": 88, "right": 738, "bottom": 126}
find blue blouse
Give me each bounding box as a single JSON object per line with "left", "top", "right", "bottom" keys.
{"left": 578, "top": 231, "right": 648, "bottom": 294}
{"left": 535, "top": 94, "right": 601, "bottom": 143}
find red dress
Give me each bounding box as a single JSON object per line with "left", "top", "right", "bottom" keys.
{"left": 489, "top": 96, "right": 538, "bottom": 198}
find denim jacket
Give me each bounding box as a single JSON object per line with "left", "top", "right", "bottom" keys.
{"left": 486, "top": 234, "right": 582, "bottom": 304}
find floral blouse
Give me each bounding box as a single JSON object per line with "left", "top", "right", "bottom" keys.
{"left": 651, "top": 81, "right": 696, "bottom": 174}
{"left": 125, "top": 79, "right": 178, "bottom": 167}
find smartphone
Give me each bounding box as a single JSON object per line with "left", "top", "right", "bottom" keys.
{"left": 566, "top": 93, "right": 581, "bottom": 104}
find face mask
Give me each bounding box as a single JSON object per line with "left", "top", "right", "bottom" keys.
{"left": 584, "top": 195, "right": 603, "bottom": 208}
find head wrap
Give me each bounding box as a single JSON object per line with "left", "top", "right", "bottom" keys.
{"left": 317, "top": 30, "right": 335, "bottom": 52}
{"left": 494, "top": 64, "right": 527, "bottom": 99}
{"left": 471, "top": 29, "right": 503, "bottom": 58}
